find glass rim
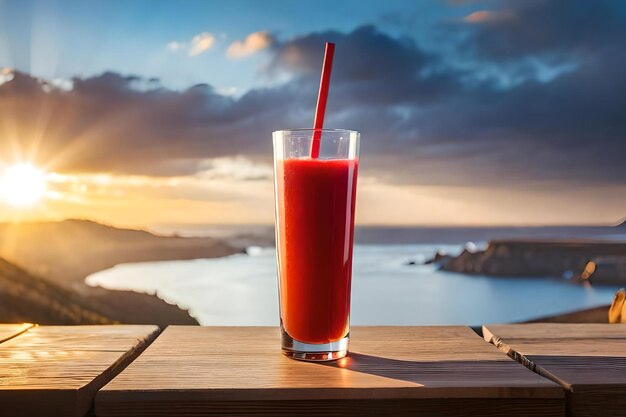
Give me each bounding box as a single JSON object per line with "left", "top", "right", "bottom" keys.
{"left": 272, "top": 128, "right": 359, "bottom": 136}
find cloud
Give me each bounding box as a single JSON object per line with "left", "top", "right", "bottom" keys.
{"left": 42, "top": 164, "right": 276, "bottom": 225}
{"left": 227, "top": 31, "right": 274, "bottom": 59}
{"left": 267, "top": 25, "right": 456, "bottom": 106}
{"left": 189, "top": 32, "right": 216, "bottom": 56}
{"left": 1, "top": 3, "right": 626, "bottom": 192}
{"left": 216, "top": 86, "right": 238, "bottom": 96}
{"left": 166, "top": 32, "right": 216, "bottom": 57}
{"left": 0, "top": 67, "right": 14, "bottom": 86}
{"left": 165, "top": 41, "right": 184, "bottom": 52}
{"left": 197, "top": 156, "right": 272, "bottom": 181}
{"left": 462, "top": 10, "right": 513, "bottom": 24}
{"left": 456, "top": 0, "right": 625, "bottom": 60}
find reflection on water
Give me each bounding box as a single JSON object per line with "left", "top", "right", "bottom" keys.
{"left": 86, "top": 244, "right": 619, "bottom": 326}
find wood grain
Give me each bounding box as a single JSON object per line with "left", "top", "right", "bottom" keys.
{"left": 484, "top": 323, "right": 626, "bottom": 341}
{"left": 0, "top": 325, "right": 159, "bottom": 417}
{"left": 483, "top": 323, "right": 626, "bottom": 417}
{"left": 97, "top": 326, "right": 563, "bottom": 416}
{"left": 0, "top": 323, "right": 33, "bottom": 343}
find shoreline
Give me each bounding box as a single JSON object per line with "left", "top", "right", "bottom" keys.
{"left": 2, "top": 220, "right": 622, "bottom": 326}
{"left": 0, "top": 219, "right": 244, "bottom": 327}
{"left": 87, "top": 243, "right": 618, "bottom": 326}
{"left": 439, "top": 239, "right": 626, "bottom": 285}
{"left": 71, "top": 240, "right": 244, "bottom": 327}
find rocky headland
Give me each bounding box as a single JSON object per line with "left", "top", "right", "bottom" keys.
{"left": 439, "top": 239, "right": 626, "bottom": 285}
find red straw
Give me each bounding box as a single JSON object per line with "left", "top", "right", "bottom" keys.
{"left": 311, "top": 42, "right": 335, "bottom": 158}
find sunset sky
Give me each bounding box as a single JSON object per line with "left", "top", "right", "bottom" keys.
{"left": 0, "top": 0, "right": 625, "bottom": 228}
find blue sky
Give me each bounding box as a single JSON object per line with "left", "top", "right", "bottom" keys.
{"left": 0, "top": 0, "right": 476, "bottom": 92}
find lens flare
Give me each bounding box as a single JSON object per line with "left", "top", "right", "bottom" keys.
{"left": 0, "top": 163, "right": 48, "bottom": 207}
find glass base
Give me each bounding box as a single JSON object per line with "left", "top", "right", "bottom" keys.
{"left": 281, "top": 327, "right": 349, "bottom": 362}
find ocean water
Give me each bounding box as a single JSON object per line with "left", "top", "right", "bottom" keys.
{"left": 86, "top": 244, "right": 620, "bottom": 326}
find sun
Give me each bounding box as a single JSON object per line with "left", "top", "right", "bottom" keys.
{"left": 0, "top": 163, "right": 48, "bottom": 207}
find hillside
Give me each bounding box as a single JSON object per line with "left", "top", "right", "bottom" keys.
{"left": 0, "top": 219, "right": 241, "bottom": 325}
{"left": 0, "top": 219, "right": 240, "bottom": 286}
{"left": 0, "top": 256, "right": 111, "bottom": 324}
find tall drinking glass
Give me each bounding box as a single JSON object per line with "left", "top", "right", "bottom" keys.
{"left": 273, "top": 128, "right": 360, "bottom": 361}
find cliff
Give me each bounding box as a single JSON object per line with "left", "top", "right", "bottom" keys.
{"left": 441, "top": 240, "right": 626, "bottom": 282}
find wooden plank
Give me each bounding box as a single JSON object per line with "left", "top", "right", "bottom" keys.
{"left": 484, "top": 323, "right": 626, "bottom": 341}
{"left": 0, "top": 325, "right": 159, "bottom": 417}
{"left": 0, "top": 323, "right": 33, "bottom": 343}
{"left": 97, "top": 326, "right": 563, "bottom": 417}
{"left": 483, "top": 323, "right": 626, "bottom": 417}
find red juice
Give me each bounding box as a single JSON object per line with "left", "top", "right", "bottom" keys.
{"left": 275, "top": 157, "right": 358, "bottom": 344}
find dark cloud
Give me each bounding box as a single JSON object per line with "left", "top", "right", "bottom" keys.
{"left": 1, "top": 1, "right": 625, "bottom": 188}
{"left": 0, "top": 71, "right": 247, "bottom": 175}
{"left": 456, "top": 0, "right": 626, "bottom": 60}
{"left": 423, "top": 0, "right": 626, "bottom": 184}
{"left": 266, "top": 10, "right": 626, "bottom": 186}
{"left": 269, "top": 25, "right": 459, "bottom": 106}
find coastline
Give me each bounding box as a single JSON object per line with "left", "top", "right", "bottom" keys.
{"left": 87, "top": 243, "right": 619, "bottom": 326}
{"left": 440, "top": 239, "right": 626, "bottom": 285}
{"left": 2, "top": 220, "right": 622, "bottom": 326}
{"left": 0, "top": 219, "right": 244, "bottom": 327}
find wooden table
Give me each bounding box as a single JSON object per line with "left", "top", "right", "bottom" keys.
{"left": 483, "top": 323, "right": 626, "bottom": 417}
{"left": 96, "top": 326, "right": 563, "bottom": 416}
{"left": 0, "top": 324, "right": 159, "bottom": 417}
